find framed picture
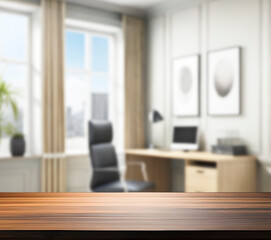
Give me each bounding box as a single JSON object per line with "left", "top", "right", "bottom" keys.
{"left": 208, "top": 47, "right": 241, "bottom": 116}
{"left": 172, "top": 55, "right": 200, "bottom": 117}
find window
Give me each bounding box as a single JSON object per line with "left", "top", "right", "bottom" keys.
{"left": 65, "top": 27, "right": 122, "bottom": 153}
{"left": 0, "top": 11, "right": 30, "bottom": 155}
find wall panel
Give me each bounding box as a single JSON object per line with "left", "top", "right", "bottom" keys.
{"left": 148, "top": 0, "right": 271, "bottom": 191}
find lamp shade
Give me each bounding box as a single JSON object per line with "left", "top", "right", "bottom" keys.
{"left": 149, "top": 110, "right": 163, "bottom": 123}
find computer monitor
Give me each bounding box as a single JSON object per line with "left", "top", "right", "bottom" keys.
{"left": 171, "top": 126, "right": 199, "bottom": 151}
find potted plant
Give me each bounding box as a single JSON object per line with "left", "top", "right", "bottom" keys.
{"left": 3, "top": 123, "right": 25, "bottom": 157}
{"left": 10, "top": 132, "right": 25, "bottom": 157}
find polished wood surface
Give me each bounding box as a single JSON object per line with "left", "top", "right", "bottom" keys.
{"left": 0, "top": 193, "right": 271, "bottom": 231}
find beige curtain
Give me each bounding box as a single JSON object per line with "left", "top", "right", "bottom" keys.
{"left": 42, "top": 0, "right": 66, "bottom": 192}
{"left": 123, "top": 15, "right": 146, "bottom": 149}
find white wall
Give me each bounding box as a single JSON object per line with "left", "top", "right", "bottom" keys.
{"left": 148, "top": 17, "right": 166, "bottom": 147}
{"left": 148, "top": 0, "right": 271, "bottom": 191}
{"left": 0, "top": 158, "right": 40, "bottom": 192}
{"left": 0, "top": 155, "right": 91, "bottom": 192}
{"left": 66, "top": 155, "right": 91, "bottom": 192}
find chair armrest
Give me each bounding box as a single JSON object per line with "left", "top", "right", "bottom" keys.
{"left": 94, "top": 167, "right": 127, "bottom": 174}
{"left": 127, "top": 161, "right": 148, "bottom": 181}
{"left": 94, "top": 167, "right": 119, "bottom": 173}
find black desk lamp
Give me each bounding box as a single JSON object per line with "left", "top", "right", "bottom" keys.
{"left": 149, "top": 110, "right": 163, "bottom": 148}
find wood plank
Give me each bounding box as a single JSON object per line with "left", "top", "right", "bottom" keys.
{"left": 0, "top": 193, "right": 271, "bottom": 231}
{"left": 218, "top": 159, "right": 256, "bottom": 192}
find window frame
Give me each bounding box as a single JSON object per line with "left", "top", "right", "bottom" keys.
{"left": 65, "top": 25, "right": 118, "bottom": 154}
{"left": 0, "top": 8, "right": 32, "bottom": 156}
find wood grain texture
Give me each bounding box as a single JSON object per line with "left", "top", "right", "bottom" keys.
{"left": 217, "top": 159, "right": 256, "bottom": 192}
{"left": 0, "top": 193, "right": 271, "bottom": 232}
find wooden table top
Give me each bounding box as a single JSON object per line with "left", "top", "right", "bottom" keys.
{"left": 0, "top": 193, "right": 270, "bottom": 231}
{"left": 125, "top": 149, "right": 256, "bottom": 162}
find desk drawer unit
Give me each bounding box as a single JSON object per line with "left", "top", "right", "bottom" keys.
{"left": 185, "top": 165, "right": 217, "bottom": 192}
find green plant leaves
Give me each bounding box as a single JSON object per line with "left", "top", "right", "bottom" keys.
{"left": 0, "top": 77, "right": 19, "bottom": 141}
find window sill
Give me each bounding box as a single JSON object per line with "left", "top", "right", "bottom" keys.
{"left": 66, "top": 152, "right": 89, "bottom": 159}
{"left": 0, "top": 151, "right": 124, "bottom": 161}
{"left": 0, "top": 155, "right": 42, "bottom": 161}
{"left": 0, "top": 153, "right": 91, "bottom": 161}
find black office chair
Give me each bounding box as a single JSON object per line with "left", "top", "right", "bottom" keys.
{"left": 89, "top": 120, "right": 155, "bottom": 192}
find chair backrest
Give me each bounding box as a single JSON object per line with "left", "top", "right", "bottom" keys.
{"left": 88, "top": 121, "right": 120, "bottom": 190}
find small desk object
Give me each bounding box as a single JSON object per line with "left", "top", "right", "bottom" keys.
{"left": 125, "top": 149, "right": 256, "bottom": 192}
{"left": 0, "top": 193, "right": 270, "bottom": 240}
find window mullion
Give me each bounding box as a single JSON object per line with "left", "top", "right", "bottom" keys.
{"left": 26, "top": 14, "right": 31, "bottom": 155}
{"left": 85, "top": 33, "right": 91, "bottom": 138}
{"left": 0, "top": 11, "right": 2, "bottom": 59}
{"left": 109, "top": 35, "right": 116, "bottom": 147}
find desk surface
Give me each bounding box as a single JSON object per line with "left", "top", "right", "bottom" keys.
{"left": 0, "top": 193, "right": 270, "bottom": 231}
{"left": 125, "top": 149, "right": 256, "bottom": 162}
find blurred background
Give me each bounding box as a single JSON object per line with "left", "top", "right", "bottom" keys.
{"left": 0, "top": 0, "right": 270, "bottom": 193}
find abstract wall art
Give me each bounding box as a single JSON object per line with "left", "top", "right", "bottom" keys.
{"left": 172, "top": 55, "right": 200, "bottom": 117}
{"left": 208, "top": 47, "right": 241, "bottom": 116}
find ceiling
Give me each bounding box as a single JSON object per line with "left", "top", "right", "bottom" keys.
{"left": 99, "top": 0, "right": 169, "bottom": 10}
{"left": 64, "top": 0, "right": 194, "bottom": 17}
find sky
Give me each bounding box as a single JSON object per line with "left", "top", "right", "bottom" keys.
{"left": 65, "top": 30, "right": 110, "bottom": 114}
{"left": 65, "top": 30, "right": 109, "bottom": 73}
{"left": 0, "top": 12, "right": 27, "bottom": 61}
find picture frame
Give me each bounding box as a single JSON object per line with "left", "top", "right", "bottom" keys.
{"left": 172, "top": 54, "right": 200, "bottom": 117}
{"left": 208, "top": 47, "right": 241, "bottom": 116}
